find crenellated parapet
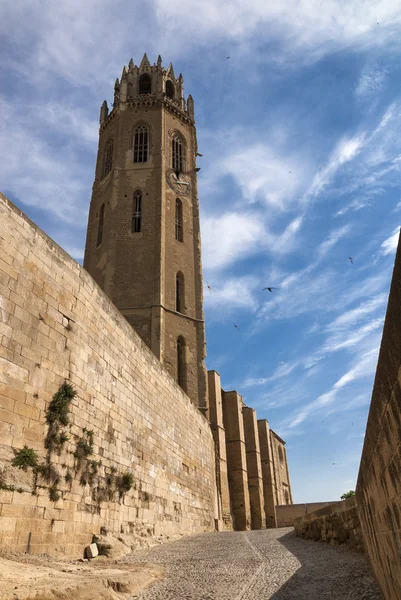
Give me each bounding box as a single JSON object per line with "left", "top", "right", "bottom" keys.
{"left": 100, "top": 53, "right": 193, "bottom": 128}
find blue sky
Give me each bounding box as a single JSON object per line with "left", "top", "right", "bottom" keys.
{"left": 2, "top": 0, "right": 401, "bottom": 503}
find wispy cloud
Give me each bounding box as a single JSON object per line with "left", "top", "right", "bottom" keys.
{"left": 204, "top": 276, "right": 258, "bottom": 311}
{"left": 0, "top": 99, "right": 92, "bottom": 224}
{"left": 155, "top": 0, "right": 401, "bottom": 59}
{"left": 356, "top": 64, "right": 388, "bottom": 98}
{"left": 306, "top": 134, "right": 367, "bottom": 200}
{"left": 287, "top": 343, "right": 380, "bottom": 429}
{"left": 381, "top": 226, "right": 400, "bottom": 255}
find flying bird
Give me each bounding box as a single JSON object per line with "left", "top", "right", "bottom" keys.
{"left": 207, "top": 283, "right": 212, "bottom": 293}
{"left": 226, "top": 56, "right": 230, "bottom": 59}
{"left": 262, "top": 287, "right": 279, "bottom": 292}
{"left": 196, "top": 153, "right": 203, "bottom": 157}
{"left": 195, "top": 167, "right": 201, "bottom": 172}
{"left": 234, "top": 324, "right": 240, "bottom": 330}
{"left": 349, "top": 257, "right": 353, "bottom": 264}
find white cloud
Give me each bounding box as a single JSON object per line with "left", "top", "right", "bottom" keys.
{"left": 242, "top": 361, "right": 299, "bottom": 388}
{"left": 287, "top": 344, "right": 380, "bottom": 428}
{"left": 201, "top": 211, "right": 267, "bottom": 271}
{"left": 323, "top": 318, "right": 384, "bottom": 353}
{"left": 356, "top": 65, "right": 388, "bottom": 98}
{"left": 316, "top": 225, "right": 351, "bottom": 259}
{"left": 307, "top": 134, "right": 366, "bottom": 200}
{"left": 381, "top": 226, "right": 400, "bottom": 255}
{"left": 204, "top": 276, "right": 258, "bottom": 311}
{"left": 335, "top": 198, "right": 371, "bottom": 216}
{"left": 0, "top": 99, "right": 91, "bottom": 224}
{"left": 154, "top": 0, "right": 401, "bottom": 57}
{"left": 326, "top": 295, "right": 387, "bottom": 331}
{"left": 219, "top": 143, "right": 308, "bottom": 209}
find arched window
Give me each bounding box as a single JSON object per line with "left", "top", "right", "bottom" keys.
{"left": 103, "top": 139, "right": 113, "bottom": 177}
{"left": 177, "top": 336, "right": 186, "bottom": 391}
{"left": 172, "top": 133, "right": 184, "bottom": 174}
{"left": 139, "top": 74, "right": 151, "bottom": 95}
{"left": 132, "top": 190, "right": 142, "bottom": 233}
{"left": 133, "top": 124, "right": 149, "bottom": 163}
{"left": 97, "top": 204, "right": 105, "bottom": 247}
{"left": 134, "top": 125, "right": 149, "bottom": 162}
{"left": 176, "top": 272, "right": 184, "bottom": 313}
{"left": 175, "top": 199, "right": 183, "bottom": 242}
{"left": 166, "top": 80, "right": 175, "bottom": 99}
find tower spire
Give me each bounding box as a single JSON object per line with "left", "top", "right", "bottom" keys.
{"left": 140, "top": 53, "right": 151, "bottom": 72}
{"left": 167, "top": 62, "right": 176, "bottom": 80}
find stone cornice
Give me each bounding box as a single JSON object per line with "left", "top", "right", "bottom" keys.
{"left": 100, "top": 95, "right": 194, "bottom": 133}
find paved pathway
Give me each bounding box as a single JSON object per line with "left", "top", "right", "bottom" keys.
{"left": 124, "top": 528, "right": 382, "bottom": 599}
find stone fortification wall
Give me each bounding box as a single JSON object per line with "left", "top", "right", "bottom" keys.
{"left": 0, "top": 193, "right": 216, "bottom": 556}
{"left": 294, "top": 497, "right": 364, "bottom": 551}
{"left": 356, "top": 230, "right": 401, "bottom": 600}
{"left": 276, "top": 501, "right": 338, "bottom": 527}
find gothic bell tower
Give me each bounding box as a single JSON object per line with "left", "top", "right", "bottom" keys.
{"left": 84, "top": 54, "right": 207, "bottom": 413}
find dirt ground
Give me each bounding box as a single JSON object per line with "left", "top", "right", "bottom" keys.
{"left": 0, "top": 552, "right": 163, "bottom": 600}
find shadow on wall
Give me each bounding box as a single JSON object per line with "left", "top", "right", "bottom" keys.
{"left": 269, "top": 531, "right": 382, "bottom": 599}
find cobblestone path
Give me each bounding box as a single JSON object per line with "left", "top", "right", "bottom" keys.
{"left": 124, "top": 528, "right": 382, "bottom": 599}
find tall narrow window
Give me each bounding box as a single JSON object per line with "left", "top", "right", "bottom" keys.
{"left": 166, "top": 80, "right": 175, "bottom": 99}
{"left": 175, "top": 199, "right": 183, "bottom": 242}
{"left": 172, "top": 134, "right": 184, "bottom": 174}
{"left": 139, "top": 73, "right": 151, "bottom": 94}
{"left": 132, "top": 190, "right": 142, "bottom": 233}
{"left": 97, "top": 204, "right": 105, "bottom": 247}
{"left": 177, "top": 336, "right": 186, "bottom": 391}
{"left": 133, "top": 125, "right": 148, "bottom": 163}
{"left": 176, "top": 271, "right": 184, "bottom": 313}
{"left": 103, "top": 139, "right": 113, "bottom": 177}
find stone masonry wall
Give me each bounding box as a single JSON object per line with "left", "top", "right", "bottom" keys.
{"left": 294, "top": 497, "right": 364, "bottom": 552}
{"left": 356, "top": 230, "right": 401, "bottom": 600}
{"left": 0, "top": 192, "right": 216, "bottom": 556}
{"left": 276, "top": 502, "right": 338, "bottom": 527}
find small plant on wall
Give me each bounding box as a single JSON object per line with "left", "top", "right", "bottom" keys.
{"left": 11, "top": 446, "right": 39, "bottom": 471}
{"left": 11, "top": 381, "right": 135, "bottom": 507}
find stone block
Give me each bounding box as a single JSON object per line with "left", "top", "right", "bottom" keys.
{"left": 84, "top": 543, "right": 99, "bottom": 559}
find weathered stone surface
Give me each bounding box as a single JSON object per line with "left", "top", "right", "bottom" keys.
{"left": 84, "top": 543, "right": 99, "bottom": 559}
{"left": 222, "top": 391, "right": 251, "bottom": 531}
{"left": 83, "top": 57, "right": 207, "bottom": 413}
{"left": 242, "top": 407, "right": 265, "bottom": 530}
{"left": 208, "top": 371, "right": 232, "bottom": 530}
{"left": 0, "top": 191, "right": 216, "bottom": 556}
{"left": 96, "top": 535, "right": 129, "bottom": 559}
{"left": 276, "top": 501, "right": 338, "bottom": 527}
{"left": 269, "top": 430, "right": 292, "bottom": 505}
{"left": 356, "top": 228, "right": 401, "bottom": 600}
{"left": 294, "top": 497, "right": 364, "bottom": 552}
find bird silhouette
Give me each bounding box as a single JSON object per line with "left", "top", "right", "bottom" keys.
{"left": 226, "top": 56, "right": 230, "bottom": 59}
{"left": 349, "top": 257, "right": 354, "bottom": 264}
{"left": 195, "top": 167, "right": 201, "bottom": 172}
{"left": 234, "top": 324, "right": 240, "bottom": 330}
{"left": 262, "top": 287, "right": 279, "bottom": 292}
{"left": 207, "top": 283, "right": 212, "bottom": 294}
{"left": 196, "top": 153, "right": 203, "bottom": 157}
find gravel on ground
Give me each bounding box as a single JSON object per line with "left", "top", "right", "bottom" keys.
{"left": 123, "top": 527, "right": 382, "bottom": 600}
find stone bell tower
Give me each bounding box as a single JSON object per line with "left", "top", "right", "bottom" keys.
{"left": 84, "top": 54, "right": 207, "bottom": 413}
